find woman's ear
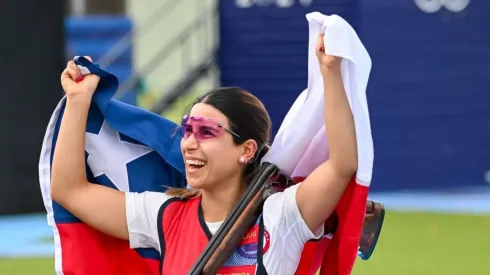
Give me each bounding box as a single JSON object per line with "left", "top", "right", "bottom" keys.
{"left": 240, "top": 139, "right": 258, "bottom": 164}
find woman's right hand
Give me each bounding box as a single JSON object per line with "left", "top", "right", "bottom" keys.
{"left": 61, "top": 56, "right": 100, "bottom": 101}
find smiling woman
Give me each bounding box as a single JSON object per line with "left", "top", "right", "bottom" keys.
{"left": 167, "top": 87, "right": 271, "bottom": 202}
{"left": 50, "top": 31, "right": 358, "bottom": 274}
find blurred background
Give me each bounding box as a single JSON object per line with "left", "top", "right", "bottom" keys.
{"left": 0, "top": 0, "right": 489, "bottom": 274}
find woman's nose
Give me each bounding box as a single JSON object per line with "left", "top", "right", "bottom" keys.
{"left": 181, "top": 133, "right": 199, "bottom": 150}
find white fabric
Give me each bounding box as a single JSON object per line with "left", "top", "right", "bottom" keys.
{"left": 262, "top": 12, "right": 374, "bottom": 186}
{"left": 37, "top": 61, "right": 94, "bottom": 275}
{"left": 125, "top": 183, "right": 323, "bottom": 274}
{"left": 39, "top": 96, "right": 67, "bottom": 275}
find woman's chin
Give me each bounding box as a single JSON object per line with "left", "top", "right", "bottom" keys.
{"left": 186, "top": 179, "right": 205, "bottom": 190}
{"left": 186, "top": 167, "right": 209, "bottom": 189}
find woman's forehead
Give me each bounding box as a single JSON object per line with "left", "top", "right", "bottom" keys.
{"left": 189, "top": 103, "right": 229, "bottom": 126}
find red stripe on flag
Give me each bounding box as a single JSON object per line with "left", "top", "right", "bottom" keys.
{"left": 320, "top": 177, "right": 369, "bottom": 275}
{"left": 57, "top": 223, "right": 158, "bottom": 275}
{"left": 296, "top": 237, "right": 332, "bottom": 275}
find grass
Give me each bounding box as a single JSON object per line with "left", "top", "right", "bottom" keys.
{"left": 351, "top": 211, "right": 490, "bottom": 275}
{"left": 1, "top": 211, "right": 488, "bottom": 275}
{"left": 0, "top": 258, "right": 54, "bottom": 275}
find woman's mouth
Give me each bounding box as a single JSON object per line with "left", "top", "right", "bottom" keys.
{"left": 185, "top": 159, "right": 207, "bottom": 172}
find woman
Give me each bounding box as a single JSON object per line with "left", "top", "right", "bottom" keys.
{"left": 51, "top": 34, "right": 357, "bottom": 274}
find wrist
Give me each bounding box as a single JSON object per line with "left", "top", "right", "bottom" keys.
{"left": 66, "top": 94, "right": 92, "bottom": 107}
{"left": 321, "top": 63, "right": 342, "bottom": 78}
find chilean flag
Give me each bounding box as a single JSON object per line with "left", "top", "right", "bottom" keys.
{"left": 38, "top": 12, "right": 372, "bottom": 275}
{"left": 263, "top": 13, "right": 374, "bottom": 275}
{"left": 38, "top": 56, "right": 186, "bottom": 275}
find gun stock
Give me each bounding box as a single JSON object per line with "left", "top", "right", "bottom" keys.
{"left": 202, "top": 186, "right": 268, "bottom": 274}
{"left": 188, "top": 163, "right": 278, "bottom": 275}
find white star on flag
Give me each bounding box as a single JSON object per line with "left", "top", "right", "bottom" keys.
{"left": 85, "top": 120, "right": 153, "bottom": 191}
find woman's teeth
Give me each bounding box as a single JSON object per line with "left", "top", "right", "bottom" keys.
{"left": 186, "top": 160, "right": 206, "bottom": 166}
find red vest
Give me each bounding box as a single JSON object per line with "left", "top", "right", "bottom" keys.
{"left": 157, "top": 196, "right": 336, "bottom": 275}
{"left": 157, "top": 197, "right": 268, "bottom": 275}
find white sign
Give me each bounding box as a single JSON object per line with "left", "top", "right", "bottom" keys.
{"left": 414, "top": 0, "right": 471, "bottom": 13}
{"left": 235, "top": 0, "right": 313, "bottom": 8}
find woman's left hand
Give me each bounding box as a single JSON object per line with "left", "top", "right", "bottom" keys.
{"left": 315, "top": 33, "right": 342, "bottom": 71}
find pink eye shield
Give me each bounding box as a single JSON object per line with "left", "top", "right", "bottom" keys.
{"left": 181, "top": 115, "right": 240, "bottom": 141}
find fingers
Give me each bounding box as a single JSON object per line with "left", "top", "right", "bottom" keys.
{"left": 318, "top": 33, "right": 325, "bottom": 42}
{"left": 60, "top": 68, "right": 73, "bottom": 86}
{"left": 66, "top": 61, "right": 83, "bottom": 82}
{"left": 60, "top": 56, "right": 95, "bottom": 90}
{"left": 316, "top": 33, "right": 325, "bottom": 53}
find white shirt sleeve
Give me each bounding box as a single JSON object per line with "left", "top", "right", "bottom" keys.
{"left": 262, "top": 183, "right": 324, "bottom": 273}
{"left": 125, "top": 191, "right": 171, "bottom": 252}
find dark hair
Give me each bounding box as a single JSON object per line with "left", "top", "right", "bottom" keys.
{"left": 165, "top": 87, "right": 272, "bottom": 199}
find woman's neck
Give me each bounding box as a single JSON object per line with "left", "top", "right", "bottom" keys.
{"left": 200, "top": 180, "right": 247, "bottom": 223}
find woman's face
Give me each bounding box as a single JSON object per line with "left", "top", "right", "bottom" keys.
{"left": 180, "top": 103, "right": 245, "bottom": 190}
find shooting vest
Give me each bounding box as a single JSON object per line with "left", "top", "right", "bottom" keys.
{"left": 157, "top": 197, "right": 269, "bottom": 275}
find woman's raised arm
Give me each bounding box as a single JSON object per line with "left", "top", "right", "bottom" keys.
{"left": 50, "top": 58, "right": 129, "bottom": 241}
{"left": 296, "top": 34, "right": 358, "bottom": 232}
